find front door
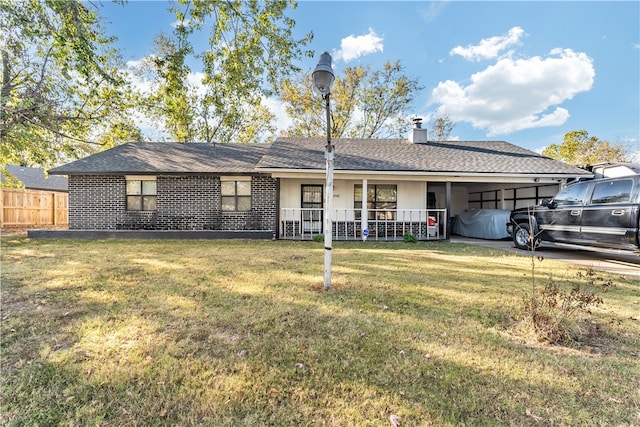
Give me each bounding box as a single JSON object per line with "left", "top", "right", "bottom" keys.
{"left": 301, "top": 185, "right": 323, "bottom": 233}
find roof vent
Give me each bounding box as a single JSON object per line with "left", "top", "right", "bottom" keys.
{"left": 409, "top": 117, "right": 428, "bottom": 143}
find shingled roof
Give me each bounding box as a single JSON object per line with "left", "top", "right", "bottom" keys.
{"left": 48, "top": 138, "right": 591, "bottom": 178}
{"left": 257, "top": 137, "right": 590, "bottom": 176}
{"left": 49, "top": 142, "right": 270, "bottom": 175}
{"left": 2, "top": 165, "right": 68, "bottom": 191}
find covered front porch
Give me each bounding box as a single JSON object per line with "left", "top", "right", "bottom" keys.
{"left": 279, "top": 208, "right": 447, "bottom": 241}
{"left": 273, "top": 171, "right": 568, "bottom": 242}
{"left": 276, "top": 174, "right": 451, "bottom": 241}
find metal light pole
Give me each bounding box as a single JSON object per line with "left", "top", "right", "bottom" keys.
{"left": 312, "top": 52, "right": 335, "bottom": 290}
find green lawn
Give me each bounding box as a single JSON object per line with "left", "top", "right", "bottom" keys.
{"left": 1, "top": 237, "right": 639, "bottom": 426}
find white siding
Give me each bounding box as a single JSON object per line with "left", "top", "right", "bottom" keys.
{"left": 281, "top": 179, "right": 432, "bottom": 210}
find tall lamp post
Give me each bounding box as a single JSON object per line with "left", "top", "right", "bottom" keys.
{"left": 312, "top": 52, "right": 335, "bottom": 291}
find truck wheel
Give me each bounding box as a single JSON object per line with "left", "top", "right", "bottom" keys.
{"left": 512, "top": 223, "right": 539, "bottom": 250}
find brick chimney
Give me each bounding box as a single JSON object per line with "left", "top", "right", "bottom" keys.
{"left": 408, "top": 117, "right": 428, "bottom": 143}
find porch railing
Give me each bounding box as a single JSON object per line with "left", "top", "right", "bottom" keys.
{"left": 279, "top": 208, "right": 447, "bottom": 241}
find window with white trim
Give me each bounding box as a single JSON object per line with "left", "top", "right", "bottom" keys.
{"left": 354, "top": 184, "right": 397, "bottom": 220}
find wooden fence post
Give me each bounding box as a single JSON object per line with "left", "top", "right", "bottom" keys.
{"left": 52, "top": 192, "right": 57, "bottom": 226}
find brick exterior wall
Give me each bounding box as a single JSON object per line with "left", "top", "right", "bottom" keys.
{"left": 68, "top": 175, "right": 124, "bottom": 229}
{"left": 250, "top": 175, "right": 278, "bottom": 232}
{"left": 156, "top": 175, "right": 219, "bottom": 230}
{"left": 67, "top": 174, "right": 278, "bottom": 232}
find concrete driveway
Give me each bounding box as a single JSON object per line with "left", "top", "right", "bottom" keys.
{"left": 451, "top": 236, "right": 640, "bottom": 277}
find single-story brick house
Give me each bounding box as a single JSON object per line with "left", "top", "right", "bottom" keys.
{"left": 41, "top": 123, "right": 591, "bottom": 240}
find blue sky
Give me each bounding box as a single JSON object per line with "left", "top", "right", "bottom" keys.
{"left": 97, "top": 1, "right": 639, "bottom": 156}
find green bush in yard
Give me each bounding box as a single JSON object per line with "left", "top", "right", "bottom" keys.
{"left": 403, "top": 233, "right": 417, "bottom": 243}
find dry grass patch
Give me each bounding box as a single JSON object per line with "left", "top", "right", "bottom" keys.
{"left": 1, "top": 237, "right": 639, "bottom": 426}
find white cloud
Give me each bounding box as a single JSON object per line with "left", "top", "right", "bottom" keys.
{"left": 125, "top": 59, "right": 145, "bottom": 68}
{"left": 186, "top": 71, "right": 206, "bottom": 96}
{"left": 431, "top": 48, "right": 595, "bottom": 136}
{"left": 334, "top": 28, "right": 383, "bottom": 63}
{"left": 450, "top": 27, "right": 526, "bottom": 61}
{"left": 264, "top": 96, "right": 292, "bottom": 133}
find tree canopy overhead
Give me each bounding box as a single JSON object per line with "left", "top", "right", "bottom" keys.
{"left": 1, "top": 0, "right": 313, "bottom": 170}
{"left": 179, "top": 0, "right": 312, "bottom": 98}
{"left": 542, "top": 130, "right": 629, "bottom": 166}
{"left": 135, "top": 0, "right": 313, "bottom": 144}
{"left": 1, "top": 0, "right": 138, "bottom": 168}
{"left": 280, "top": 60, "right": 423, "bottom": 139}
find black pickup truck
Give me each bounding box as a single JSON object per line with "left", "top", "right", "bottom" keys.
{"left": 507, "top": 175, "right": 640, "bottom": 253}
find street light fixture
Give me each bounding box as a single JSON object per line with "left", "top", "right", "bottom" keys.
{"left": 312, "top": 51, "right": 335, "bottom": 290}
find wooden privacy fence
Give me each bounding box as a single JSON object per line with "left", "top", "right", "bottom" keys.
{"left": 1, "top": 188, "right": 68, "bottom": 227}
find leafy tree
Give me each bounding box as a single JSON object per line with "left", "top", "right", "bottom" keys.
{"left": 193, "top": 90, "right": 277, "bottom": 144}
{"left": 280, "top": 60, "right": 423, "bottom": 139}
{"left": 136, "top": 32, "right": 194, "bottom": 142}
{"left": 429, "top": 114, "right": 455, "bottom": 141}
{"left": 1, "top": 0, "right": 139, "bottom": 169}
{"left": 136, "top": 30, "right": 277, "bottom": 143}
{"left": 137, "top": 0, "right": 311, "bottom": 143}
{"left": 542, "top": 130, "right": 629, "bottom": 166}
{"left": 96, "top": 119, "right": 144, "bottom": 148}
{"left": 185, "top": 0, "right": 312, "bottom": 98}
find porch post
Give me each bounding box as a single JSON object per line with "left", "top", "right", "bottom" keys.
{"left": 445, "top": 181, "right": 452, "bottom": 240}
{"left": 361, "top": 179, "right": 368, "bottom": 241}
